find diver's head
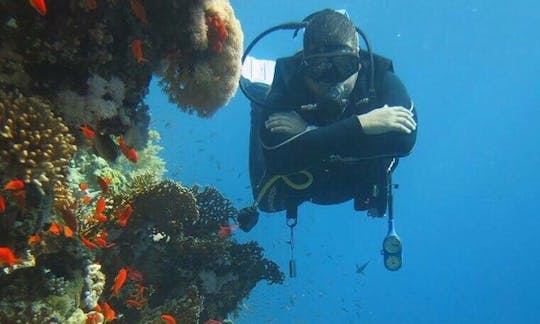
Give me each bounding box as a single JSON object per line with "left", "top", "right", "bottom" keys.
{"left": 301, "top": 10, "right": 361, "bottom": 122}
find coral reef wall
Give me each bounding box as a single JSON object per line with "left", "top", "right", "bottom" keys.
{"left": 0, "top": 1, "right": 280, "bottom": 323}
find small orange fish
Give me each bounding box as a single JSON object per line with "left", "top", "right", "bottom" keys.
{"left": 111, "top": 267, "right": 128, "bottom": 298}
{"left": 81, "top": 237, "right": 98, "bottom": 249}
{"left": 4, "top": 179, "right": 24, "bottom": 191}
{"left": 27, "top": 234, "right": 41, "bottom": 245}
{"left": 95, "top": 196, "right": 106, "bottom": 215}
{"left": 117, "top": 204, "right": 133, "bottom": 227}
{"left": 95, "top": 230, "right": 115, "bottom": 248}
{"left": 29, "top": 0, "right": 47, "bottom": 16}
{"left": 82, "top": 195, "right": 92, "bottom": 205}
{"left": 126, "top": 298, "right": 146, "bottom": 308}
{"left": 94, "top": 237, "right": 116, "bottom": 248}
{"left": 124, "top": 147, "right": 138, "bottom": 163}
{"left": 130, "top": 0, "right": 148, "bottom": 24}
{"left": 100, "top": 302, "right": 116, "bottom": 322}
{"left": 48, "top": 222, "right": 63, "bottom": 236}
{"left": 118, "top": 136, "right": 138, "bottom": 162}
{"left": 86, "top": 312, "right": 101, "bottom": 324}
{"left": 63, "top": 225, "right": 74, "bottom": 238}
{"left": 79, "top": 183, "right": 88, "bottom": 191}
{"left": 96, "top": 176, "right": 112, "bottom": 192}
{"left": 218, "top": 225, "right": 237, "bottom": 238}
{"left": 161, "top": 314, "right": 176, "bottom": 324}
{"left": 131, "top": 39, "right": 146, "bottom": 64}
{"left": 80, "top": 124, "right": 96, "bottom": 140}
{"left": 0, "top": 194, "right": 5, "bottom": 212}
{"left": 0, "top": 247, "right": 19, "bottom": 266}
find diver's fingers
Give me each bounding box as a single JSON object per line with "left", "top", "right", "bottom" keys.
{"left": 401, "top": 116, "right": 417, "bottom": 131}
{"left": 266, "top": 115, "right": 297, "bottom": 125}
{"left": 392, "top": 123, "right": 412, "bottom": 134}
{"left": 268, "top": 112, "right": 297, "bottom": 120}
{"left": 269, "top": 125, "right": 293, "bottom": 134}
{"left": 386, "top": 106, "right": 413, "bottom": 115}
{"left": 265, "top": 117, "right": 299, "bottom": 130}
{"left": 395, "top": 114, "right": 416, "bottom": 131}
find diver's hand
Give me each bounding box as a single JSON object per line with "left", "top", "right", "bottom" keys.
{"left": 357, "top": 105, "right": 416, "bottom": 135}
{"left": 265, "top": 111, "right": 308, "bottom": 136}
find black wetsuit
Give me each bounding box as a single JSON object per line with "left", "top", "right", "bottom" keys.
{"left": 248, "top": 51, "right": 417, "bottom": 213}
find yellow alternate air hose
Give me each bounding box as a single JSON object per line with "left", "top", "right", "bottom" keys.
{"left": 254, "top": 170, "right": 313, "bottom": 206}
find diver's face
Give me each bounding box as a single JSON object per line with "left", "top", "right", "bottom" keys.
{"left": 302, "top": 44, "right": 361, "bottom": 100}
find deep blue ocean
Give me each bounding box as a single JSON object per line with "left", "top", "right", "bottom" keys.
{"left": 147, "top": 1, "right": 539, "bottom": 323}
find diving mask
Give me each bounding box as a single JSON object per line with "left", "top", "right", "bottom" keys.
{"left": 302, "top": 50, "right": 360, "bottom": 83}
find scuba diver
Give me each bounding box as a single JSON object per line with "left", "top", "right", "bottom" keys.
{"left": 238, "top": 9, "right": 418, "bottom": 273}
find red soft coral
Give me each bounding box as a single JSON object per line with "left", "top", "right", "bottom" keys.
{"left": 205, "top": 14, "right": 229, "bottom": 53}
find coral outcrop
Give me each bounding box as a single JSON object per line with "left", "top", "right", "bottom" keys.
{"left": 97, "top": 181, "right": 284, "bottom": 323}
{"left": 0, "top": 1, "right": 278, "bottom": 323}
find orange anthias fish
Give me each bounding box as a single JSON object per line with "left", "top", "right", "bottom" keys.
{"left": 111, "top": 267, "right": 128, "bottom": 298}
{"left": 94, "top": 230, "right": 116, "bottom": 248}
{"left": 130, "top": 39, "right": 147, "bottom": 64}
{"left": 82, "top": 195, "right": 92, "bottom": 205}
{"left": 4, "top": 179, "right": 25, "bottom": 191}
{"left": 118, "top": 136, "right": 138, "bottom": 162}
{"left": 81, "top": 236, "right": 99, "bottom": 249}
{"left": 93, "top": 197, "right": 107, "bottom": 223}
{"left": 100, "top": 301, "right": 116, "bottom": 322}
{"left": 80, "top": 124, "right": 96, "bottom": 140}
{"left": 0, "top": 247, "right": 19, "bottom": 267}
{"left": 29, "top": 0, "right": 47, "bottom": 16}
{"left": 161, "top": 314, "right": 177, "bottom": 324}
{"left": 79, "top": 183, "right": 88, "bottom": 191}
{"left": 86, "top": 312, "right": 101, "bottom": 324}
{"left": 27, "top": 234, "right": 42, "bottom": 245}
{"left": 117, "top": 204, "right": 133, "bottom": 227}
{"left": 48, "top": 222, "right": 63, "bottom": 236}
{"left": 130, "top": 0, "right": 148, "bottom": 24}
{"left": 95, "top": 197, "right": 106, "bottom": 215}
{"left": 0, "top": 194, "right": 5, "bottom": 212}
{"left": 96, "top": 176, "right": 112, "bottom": 193}
{"left": 218, "top": 225, "right": 237, "bottom": 238}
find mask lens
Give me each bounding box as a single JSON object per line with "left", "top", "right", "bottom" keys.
{"left": 303, "top": 53, "right": 359, "bottom": 83}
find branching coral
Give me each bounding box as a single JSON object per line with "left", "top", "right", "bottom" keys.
{"left": 96, "top": 180, "right": 282, "bottom": 323}
{"left": 0, "top": 88, "right": 77, "bottom": 188}
{"left": 157, "top": 0, "right": 243, "bottom": 116}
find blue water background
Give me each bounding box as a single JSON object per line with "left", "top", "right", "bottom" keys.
{"left": 147, "top": 1, "right": 539, "bottom": 323}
